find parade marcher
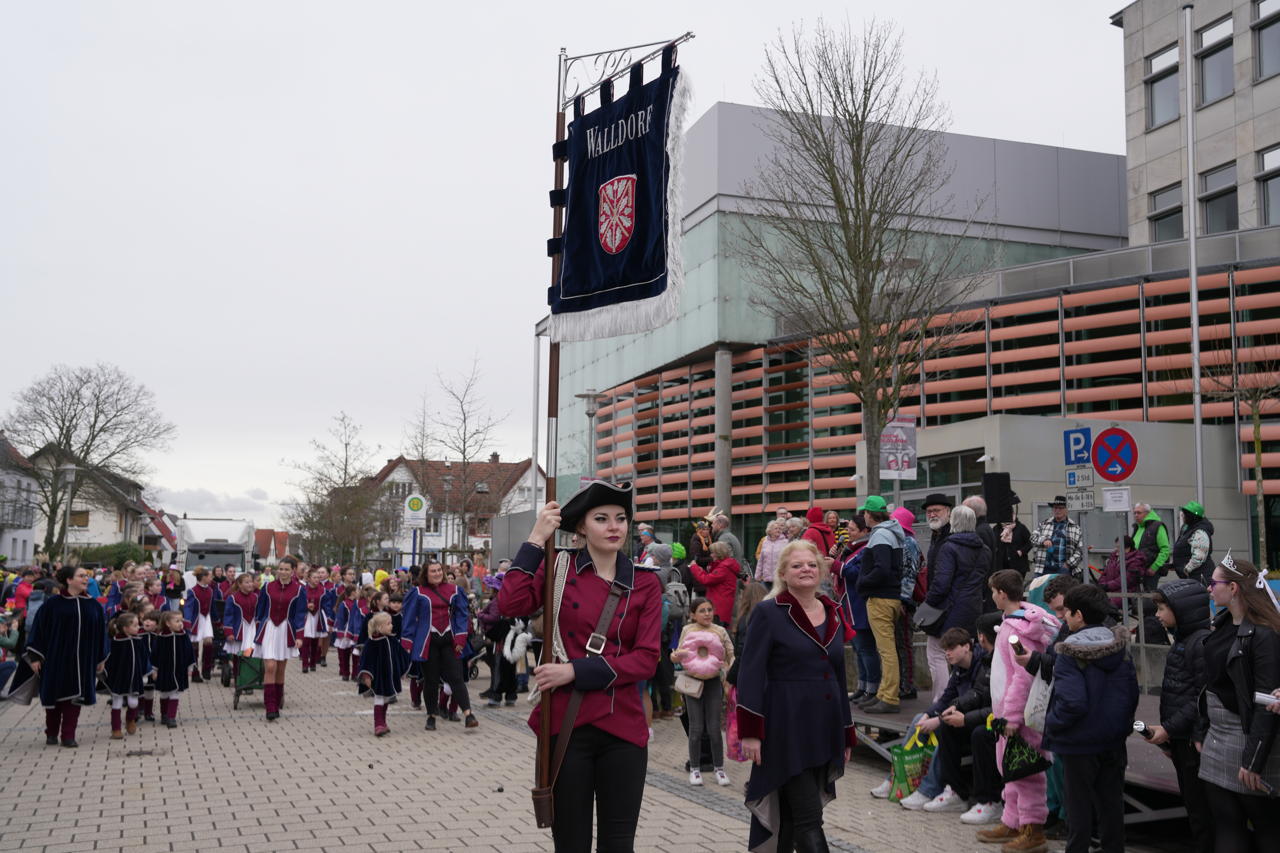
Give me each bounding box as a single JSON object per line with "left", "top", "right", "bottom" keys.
{"left": 181, "top": 566, "right": 222, "bottom": 683}
{"left": 138, "top": 610, "right": 160, "bottom": 722}
{"left": 104, "top": 562, "right": 137, "bottom": 617}
{"left": 1197, "top": 554, "right": 1280, "bottom": 849}
{"left": 1170, "top": 500, "right": 1214, "bottom": 583}
{"left": 5, "top": 566, "right": 108, "bottom": 747}
{"left": 143, "top": 577, "right": 170, "bottom": 613}
{"left": 402, "top": 561, "right": 477, "bottom": 730}
{"left": 737, "top": 538, "right": 855, "bottom": 852}
{"left": 221, "top": 572, "right": 260, "bottom": 682}
{"left": 671, "top": 598, "right": 735, "bottom": 787}
{"left": 252, "top": 555, "right": 307, "bottom": 721}
{"left": 318, "top": 565, "right": 337, "bottom": 667}
{"left": 300, "top": 566, "right": 331, "bottom": 673}
{"left": 151, "top": 610, "right": 195, "bottom": 728}
{"left": 358, "top": 612, "right": 409, "bottom": 737}
{"left": 499, "top": 480, "right": 663, "bottom": 853}
{"left": 333, "top": 583, "right": 366, "bottom": 682}
{"left": 104, "top": 612, "right": 152, "bottom": 739}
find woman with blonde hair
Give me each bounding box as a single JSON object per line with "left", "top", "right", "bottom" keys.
{"left": 738, "top": 539, "right": 855, "bottom": 851}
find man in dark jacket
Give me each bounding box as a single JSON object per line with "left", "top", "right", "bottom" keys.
{"left": 1169, "top": 501, "right": 1214, "bottom": 583}
{"left": 855, "top": 496, "right": 904, "bottom": 714}
{"left": 1044, "top": 584, "right": 1139, "bottom": 853}
{"left": 898, "top": 626, "right": 994, "bottom": 812}
{"left": 1145, "top": 579, "right": 1212, "bottom": 853}
{"left": 923, "top": 492, "right": 953, "bottom": 574}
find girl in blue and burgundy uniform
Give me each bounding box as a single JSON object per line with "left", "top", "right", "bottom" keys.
{"left": 300, "top": 566, "right": 331, "bottom": 673}
{"left": 318, "top": 565, "right": 338, "bottom": 668}
{"left": 143, "top": 577, "right": 170, "bottom": 613}
{"left": 104, "top": 562, "right": 138, "bottom": 618}
{"left": 498, "top": 480, "right": 663, "bottom": 853}
{"left": 358, "top": 611, "right": 408, "bottom": 737}
{"left": 182, "top": 566, "right": 223, "bottom": 683}
{"left": 151, "top": 610, "right": 195, "bottom": 728}
{"left": 402, "top": 562, "right": 476, "bottom": 731}
{"left": 104, "top": 612, "right": 152, "bottom": 739}
{"left": 221, "top": 572, "right": 259, "bottom": 682}
{"left": 253, "top": 556, "right": 307, "bottom": 720}
{"left": 332, "top": 583, "right": 361, "bottom": 681}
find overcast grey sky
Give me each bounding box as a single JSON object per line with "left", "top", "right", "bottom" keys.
{"left": 0, "top": 1, "right": 1126, "bottom": 528}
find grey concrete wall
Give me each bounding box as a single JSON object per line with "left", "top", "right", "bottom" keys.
{"left": 1115, "top": 0, "right": 1280, "bottom": 243}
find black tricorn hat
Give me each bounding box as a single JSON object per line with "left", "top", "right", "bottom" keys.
{"left": 922, "top": 493, "right": 954, "bottom": 510}
{"left": 1050, "top": 495, "right": 1068, "bottom": 507}
{"left": 560, "top": 479, "right": 634, "bottom": 533}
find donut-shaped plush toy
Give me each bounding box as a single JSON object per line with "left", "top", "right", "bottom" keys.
{"left": 680, "top": 629, "right": 726, "bottom": 678}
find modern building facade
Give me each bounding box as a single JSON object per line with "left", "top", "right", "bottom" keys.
{"left": 549, "top": 22, "right": 1280, "bottom": 567}
{"left": 1113, "top": 0, "right": 1280, "bottom": 243}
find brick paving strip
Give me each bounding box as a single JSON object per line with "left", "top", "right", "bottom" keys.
{"left": 0, "top": 662, "right": 1165, "bottom": 852}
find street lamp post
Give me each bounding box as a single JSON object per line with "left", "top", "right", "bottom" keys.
{"left": 575, "top": 389, "right": 605, "bottom": 480}
{"left": 57, "top": 463, "right": 77, "bottom": 562}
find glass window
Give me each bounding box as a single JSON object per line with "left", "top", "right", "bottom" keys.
{"left": 1146, "top": 46, "right": 1180, "bottom": 128}
{"left": 1262, "top": 1, "right": 1280, "bottom": 79}
{"left": 959, "top": 451, "right": 986, "bottom": 485}
{"left": 1151, "top": 184, "right": 1181, "bottom": 210}
{"left": 1262, "top": 146, "right": 1280, "bottom": 225}
{"left": 1199, "top": 19, "right": 1234, "bottom": 104}
{"left": 1201, "top": 163, "right": 1238, "bottom": 234}
{"left": 1149, "top": 183, "right": 1183, "bottom": 242}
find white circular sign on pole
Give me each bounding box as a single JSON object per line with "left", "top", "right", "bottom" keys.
{"left": 404, "top": 493, "right": 428, "bottom": 528}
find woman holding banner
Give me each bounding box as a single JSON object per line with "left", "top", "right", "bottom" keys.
{"left": 498, "top": 480, "right": 663, "bottom": 853}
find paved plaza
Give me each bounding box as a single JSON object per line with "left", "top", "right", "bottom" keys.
{"left": 0, "top": 663, "right": 1186, "bottom": 853}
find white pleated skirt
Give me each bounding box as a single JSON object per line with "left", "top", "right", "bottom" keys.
{"left": 225, "top": 620, "right": 256, "bottom": 654}
{"left": 303, "top": 612, "right": 325, "bottom": 638}
{"left": 257, "top": 620, "right": 299, "bottom": 661}
{"left": 192, "top": 613, "right": 215, "bottom": 643}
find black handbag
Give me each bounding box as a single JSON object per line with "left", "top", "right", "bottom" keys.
{"left": 912, "top": 601, "right": 947, "bottom": 633}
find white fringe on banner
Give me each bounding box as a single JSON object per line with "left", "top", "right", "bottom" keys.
{"left": 548, "top": 70, "right": 692, "bottom": 343}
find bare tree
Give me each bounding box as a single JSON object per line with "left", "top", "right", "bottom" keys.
{"left": 2, "top": 363, "right": 176, "bottom": 555}
{"left": 739, "top": 20, "right": 987, "bottom": 495}
{"left": 433, "top": 359, "right": 506, "bottom": 557}
{"left": 283, "top": 412, "right": 384, "bottom": 565}
{"left": 1206, "top": 353, "right": 1280, "bottom": 573}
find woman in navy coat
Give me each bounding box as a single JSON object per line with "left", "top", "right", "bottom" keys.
{"left": 737, "top": 539, "right": 856, "bottom": 853}
{"left": 8, "top": 566, "right": 108, "bottom": 747}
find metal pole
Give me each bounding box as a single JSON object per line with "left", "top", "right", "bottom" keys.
{"left": 1228, "top": 268, "right": 1242, "bottom": 493}
{"left": 1183, "top": 3, "right": 1206, "bottom": 505}
{"left": 531, "top": 331, "right": 541, "bottom": 511}
{"left": 62, "top": 473, "right": 74, "bottom": 562}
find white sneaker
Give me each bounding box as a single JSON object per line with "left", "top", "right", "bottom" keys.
{"left": 923, "top": 786, "right": 967, "bottom": 813}
{"left": 688, "top": 769, "right": 703, "bottom": 786}
{"left": 714, "top": 768, "right": 730, "bottom": 786}
{"left": 870, "top": 778, "right": 892, "bottom": 799}
{"left": 960, "top": 801, "right": 1003, "bottom": 825}
{"left": 898, "top": 790, "right": 931, "bottom": 810}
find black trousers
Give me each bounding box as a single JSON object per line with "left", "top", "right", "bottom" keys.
{"left": 773, "top": 765, "right": 827, "bottom": 852}
{"left": 551, "top": 724, "right": 647, "bottom": 853}
{"left": 495, "top": 655, "right": 518, "bottom": 701}
{"left": 969, "top": 725, "right": 1003, "bottom": 804}
{"left": 934, "top": 721, "right": 979, "bottom": 800}
{"left": 1169, "top": 739, "right": 1213, "bottom": 853}
{"left": 1204, "top": 779, "right": 1280, "bottom": 852}
{"left": 422, "top": 632, "right": 470, "bottom": 715}
{"left": 1060, "top": 748, "right": 1127, "bottom": 853}
{"left": 652, "top": 656, "right": 674, "bottom": 712}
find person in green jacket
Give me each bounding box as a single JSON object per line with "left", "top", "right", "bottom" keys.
{"left": 1131, "top": 502, "right": 1170, "bottom": 591}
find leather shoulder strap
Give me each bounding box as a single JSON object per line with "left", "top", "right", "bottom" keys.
{"left": 547, "top": 582, "right": 625, "bottom": 791}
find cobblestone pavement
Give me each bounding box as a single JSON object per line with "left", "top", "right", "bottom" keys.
{"left": 0, "top": 661, "right": 1185, "bottom": 852}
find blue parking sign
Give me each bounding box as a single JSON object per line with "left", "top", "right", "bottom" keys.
{"left": 1063, "top": 428, "right": 1092, "bottom": 465}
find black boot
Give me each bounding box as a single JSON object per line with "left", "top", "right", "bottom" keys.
{"left": 793, "top": 827, "right": 830, "bottom": 853}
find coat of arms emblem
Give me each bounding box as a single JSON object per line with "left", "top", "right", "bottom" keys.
{"left": 598, "top": 175, "right": 637, "bottom": 255}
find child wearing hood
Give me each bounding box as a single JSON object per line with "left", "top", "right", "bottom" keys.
{"left": 978, "top": 569, "right": 1061, "bottom": 852}
{"left": 1144, "top": 579, "right": 1212, "bottom": 853}
{"left": 1043, "top": 584, "right": 1139, "bottom": 853}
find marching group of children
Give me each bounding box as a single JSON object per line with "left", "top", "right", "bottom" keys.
{"left": 7, "top": 555, "right": 494, "bottom": 746}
